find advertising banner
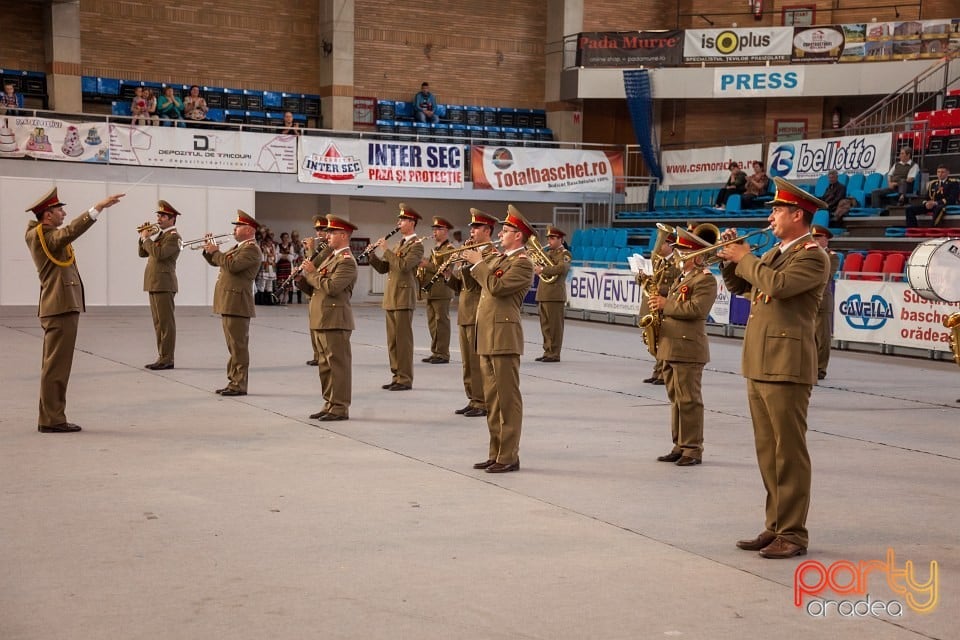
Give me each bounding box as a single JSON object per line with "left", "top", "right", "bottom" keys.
{"left": 299, "top": 137, "right": 464, "bottom": 188}
{"left": 109, "top": 124, "right": 297, "bottom": 172}
{"left": 0, "top": 115, "right": 108, "bottom": 163}
{"left": 684, "top": 27, "right": 793, "bottom": 63}
{"left": 661, "top": 144, "right": 762, "bottom": 187}
{"left": 713, "top": 67, "right": 804, "bottom": 98}
{"left": 766, "top": 132, "right": 892, "bottom": 181}
{"left": 834, "top": 279, "right": 958, "bottom": 353}
{"left": 471, "top": 146, "right": 623, "bottom": 193}
{"left": 791, "top": 26, "right": 846, "bottom": 63}
{"left": 575, "top": 31, "right": 683, "bottom": 67}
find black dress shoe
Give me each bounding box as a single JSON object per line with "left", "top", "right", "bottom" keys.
{"left": 422, "top": 356, "right": 435, "bottom": 363}
{"left": 309, "top": 411, "right": 328, "bottom": 419}
{"left": 736, "top": 532, "right": 777, "bottom": 551}
{"left": 306, "top": 359, "right": 319, "bottom": 366}
{"left": 651, "top": 378, "right": 665, "bottom": 385}
{"left": 431, "top": 357, "right": 449, "bottom": 364}
{"left": 319, "top": 414, "right": 348, "bottom": 421}
{"left": 38, "top": 422, "right": 82, "bottom": 433}
{"left": 463, "top": 408, "right": 487, "bottom": 417}
{"left": 675, "top": 456, "right": 702, "bottom": 466}
{"left": 219, "top": 389, "right": 247, "bottom": 396}
{"left": 454, "top": 405, "right": 472, "bottom": 415}
{"left": 382, "top": 383, "right": 396, "bottom": 389}
{"left": 486, "top": 461, "right": 520, "bottom": 473}
{"left": 215, "top": 387, "right": 229, "bottom": 394}
{"left": 642, "top": 376, "right": 658, "bottom": 384}
{"left": 473, "top": 459, "right": 496, "bottom": 469}
{"left": 657, "top": 451, "right": 682, "bottom": 462}
{"left": 145, "top": 362, "right": 173, "bottom": 370}
{"left": 817, "top": 371, "right": 826, "bottom": 380}
{"left": 540, "top": 356, "right": 560, "bottom": 362}
{"left": 534, "top": 356, "right": 545, "bottom": 362}
{"left": 387, "top": 383, "right": 412, "bottom": 391}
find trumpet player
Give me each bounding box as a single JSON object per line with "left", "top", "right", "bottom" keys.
{"left": 534, "top": 225, "right": 572, "bottom": 363}
{"left": 304, "top": 216, "right": 332, "bottom": 366}
{"left": 139, "top": 200, "right": 182, "bottom": 370}
{"left": 419, "top": 216, "right": 455, "bottom": 364}
{"left": 649, "top": 228, "right": 717, "bottom": 467}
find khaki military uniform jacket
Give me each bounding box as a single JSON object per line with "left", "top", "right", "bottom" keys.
{"left": 722, "top": 235, "right": 829, "bottom": 384}
{"left": 303, "top": 249, "right": 358, "bottom": 330}
{"left": 204, "top": 240, "right": 262, "bottom": 317}
{"left": 420, "top": 240, "right": 455, "bottom": 301}
{"left": 368, "top": 235, "right": 424, "bottom": 311}
{"left": 139, "top": 228, "right": 181, "bottom": 293}
{"left": 657, "top": 268, "right": 717, "bottom": 364}
{"left": 638, "top": 258, "right": 682, "bottom": 317}
{"left": 448, "top": 244, "right": 495, "bottom": 327}
{"left": 473, "top": 251, "right": 535, "bottom": 356}
{"left": 534, "top": 247, "right": 571, "bottom": 302}
{"left": 26, "top": 212, "right": 97, "bottom": 317}
{"left": 817, "top": 251, "right": 840, "bottom": 316}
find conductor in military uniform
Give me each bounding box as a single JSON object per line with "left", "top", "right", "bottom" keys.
{"left": 649, "top": 227, "right": 717, "bottom": 466}
{"left": 367, "top": 204, "right": 424, "bottom": 391}
{"left": 719, "top": 177, "right": 829, "bottom": 559}
{"left": 461, "top": 205, "right": 536, "bottom": 473}
{"left": 300, "top": 215, "right": 358, "bottom": 421}
{"left": 419, "top": 216, "right": 455, "bottom": 364}
{"left": 25, "top": 187, "right": 125, "bottom": 433}
{"left": 203, "top": 211, "right": 263, "bottom": 396}
{"left": 811, "top": 225, "right": 840, "bottom": 380}
{"left": 139, "top": 200, "right": 182, "bottom": 370}
{"left": 304, "top": 215, "right": 332, "bottom": 366}
{"left": 447, "top": 209, "right": 498, "bottom": 418}
{"left": 534, "top": 225, "right": 572, "bottom": 362}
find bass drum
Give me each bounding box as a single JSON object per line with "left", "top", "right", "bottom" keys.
{"left": 906, "top": 238, "right": 960, "bottom": 302}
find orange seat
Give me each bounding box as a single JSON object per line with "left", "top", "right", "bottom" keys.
{"left": 842, "top": 252, "right": 864, "bottom": 280}
{"left": 860, "top": 252, "right": 884, "bottom": 281}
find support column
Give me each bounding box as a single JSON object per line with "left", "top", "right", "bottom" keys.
{"left": 44, "top": 0, "right": 82, "bottom": 113}
{"left": 320, "top": 0, "right": 355, "bottom": 131}
{"left": 544, "top": 0, "right": 583, "bottom": 143}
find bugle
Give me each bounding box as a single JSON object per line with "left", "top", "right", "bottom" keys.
{"left": 526, "top": 235, "right": 559, "bottom": 283}
{"left": 181, "top": 233, "right": 232, "bottom": 250}
{"left": 672, "top": 226, "right": 772, "bottom": 267}
{"left": 137, "top": 222, "right": 161, "bottom": 235}
{"left": 420, "top": 241, "right": 500, "bottom": 292}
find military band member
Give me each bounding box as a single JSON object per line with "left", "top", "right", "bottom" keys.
{"left": 904, "top": 164, "right": 959, "bottom": 228}
{"left": 139, "top": 200, "right": 182, "bottom": 370}
{"left": 419, "top": 216, "right": 455, "bottom": 364}
{"left": 367, "top": 204, "right": 424, "bottom": 391}
{"left": 305, "top": 216, "right": 332, "bottom": 366}
{"left": 25, "top": 187, "right": 125, "bottom": 433}
{"left": 300, "top": 215, "right": 358, "bottom": 421}
{"left": 447, "top": 209, "right": 498, "bottom": 418}
{"left": 649, "top": 228, "right": 717, "bottom": 466}
{"left": 719, "top": 177, "right": 829, "bottom": 559}
{"left": 462, "top": 205, "right": 536, "bottom": 473}
{"left": 534, "top": 225, "right": 572, "bottom": 363}
{"left": 811, "top": 225, "right": 840, "bottom": 381}
{"left": 203, "top": 211, "right": 263, "bottom": 396}
{"left": 638, "top": 240, "right": 681, "bottom": 384}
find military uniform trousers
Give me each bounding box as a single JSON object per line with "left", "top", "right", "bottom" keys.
{"left": 481, "top": 353, "right": 522, "bottom": 465}
{"left": 221, "top": 315, "right": 251, "bottom": 392}
{"left": 313, "top": 328, "right": 352, "bottom": 417}
{"left": 459, "top": 324, "right": 484, "bottom": 410}
{"left": 385, "top": 309, "right": 414, "bottom": 386}
{"left": 538, "top": 301, "right": 565, "bottom": 359}
{"left": 746, "top": 379, "right": 812, "bottom": 548}
{"left": 815, "top": 312, "right": 832, "bottom": 377}
{"left": 426, "top": 298, "right": 451, "bottom": 359}
{"left": 38, "top": 311, "right": 80, "bottom": 427}
{"left": 663, "top": 361, "right": 705, "bottom": 458}
{"left": 149, "top": 291, "right": 176, "bottom": 365}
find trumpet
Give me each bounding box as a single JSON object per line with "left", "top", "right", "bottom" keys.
{"left": 526, "top": 235, "right": 559, "bottom": 283}
{"left": 137, "top": 222, "right": 160, "bottom": 235}
{"left": 420, "top": 241, "right": 500, "bottom": 292}
{"left": 181, "top": 233, "right": 232, "bottom": 250}
{"left": 672, "top": 226, "right": 772, "bottom": 267}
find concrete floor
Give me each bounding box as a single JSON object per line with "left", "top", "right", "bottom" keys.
{"left": 1, "top": 300, "right": 956, "bottom": 640}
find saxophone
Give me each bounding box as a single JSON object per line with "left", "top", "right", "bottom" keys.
{"left": 638, "top": 257, "right": 665, "bottom": 358}
{"left": 945, "top": 312, "right": 960, "bottom": 367}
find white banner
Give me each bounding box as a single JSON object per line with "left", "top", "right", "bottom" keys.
{"left": 834, "top": 279, "right": 959, "bottom": 353}
{"left": 713, "top": 67, "right": 804, "bottom": 97}
{"left": 298, "top": 137, "right": 464, "bottom": 188}
{"left": 471, "top": 146, "right": 624, "bottom": 193}
{"left": 661, "top": 144, "right": 762, "bottom": 187}
{"left": 109, "top": 124, "right": 297, "bottom": 172}
{"left": 684, "top": 28, "right": 793, "bottom": 63}
{"left": 0, "top": 115, "right": 109, "bottom": 163}
{"left": 767, "top": 132, "right": 892, "bottom": 181}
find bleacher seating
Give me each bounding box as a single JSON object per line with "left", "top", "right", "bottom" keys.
{"left": 1, "top": 67, "right": 48, "bottom": 108}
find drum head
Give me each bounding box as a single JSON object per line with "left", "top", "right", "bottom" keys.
{"left": 907, "top": 238, "right": 960, "bottom": 302}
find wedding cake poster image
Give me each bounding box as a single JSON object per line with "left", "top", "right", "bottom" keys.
{"left": 1, "top": 117, "right": 108, "bottom": 162}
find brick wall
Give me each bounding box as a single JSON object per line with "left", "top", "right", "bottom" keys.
{"left": 0, "top": 3, "right": 46, "bottom": 71}
{"left": 353, "top": 0, "right": 546, "bottom": 108}
{"left": 583, "top": 0, "right": 679, "bottom": 31}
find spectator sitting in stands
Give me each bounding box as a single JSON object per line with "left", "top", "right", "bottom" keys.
{"left": 905, "top": 164, "right": 960, "bottom": 228}
{"left": 870, "top": 147, "right": 917, "bottom": 208}
{"left": 741, "top": 161, "right": 769, "bottom": 209}
{"left": 0, "top": 82, "right": 23, "bottom": 115}
{"left": 142, "top": 88, "right": 159, "bottom": 126}
{"left": 183, "top": 85, "right": 208, "bottom": 125}
{"left": 832, "top": 196, "right": 856, "bottom": 225}
{"left": 280, "top": 111, "right": 301, "bottom": 135}
{"left": 714, "top": 161, "right": 746, "bottom": 210}
{"left": 131, "top": 86, "right": 148, "bottom": 126}
{"left": 822, "top": 170, "right": 847, "bottom": 217}
{"left": 413, "top": 81, "right": 439, "bottom": 124}
{"left": 157, "top": 87, "right": 185, "bottom": 127}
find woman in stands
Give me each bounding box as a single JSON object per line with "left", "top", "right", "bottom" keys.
{"left": 715, "top": 161, "right": 747, "bottom": 210}
{"left": 157, "top": 86, "right": 185, "bottom": 126}
{"left": 131, "top": 86, "right": 148, "bottom": 126}
{"left": 142, "top": 88, "right": 159, "bottom": 125}
{"left": 280, "top": 111, "right": 301, "bottom": 135}
{"left": 183, "top": 85, "right": 208, "bottom": 125}
{"left": 741, "top": 161, "right": 769, "bottom": 209}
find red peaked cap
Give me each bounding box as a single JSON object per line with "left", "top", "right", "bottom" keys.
{"left": 501, "top": 204, "right": 536, "bottom": 238}
{"left": 768, "top": 177, "right": 828, "bottom": 214}
{"left": 545, "top": 225, "right": 566, "bottom": 238}
{"left": 25, "top": 187, "right": 66, "bottom": 215}
{"left": 156, "top": 200, "right": 181, "bottom": 216}
{"left": 232, "top": 210, "right": 259, "bottom": 229}
{"left": 397, "top": 203, "right": 421, "bottom": 221}
{"left": 325, "top": 214, "right": 357, "bottom": 232}
{"left": 431, "top": 216, "right": 454, "bottom": 229}
{"left": 469, "top": 208, "right": 498, "bottom": 227}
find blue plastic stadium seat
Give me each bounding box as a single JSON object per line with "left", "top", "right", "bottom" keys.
{"left": 864, "top": 172, "right": 885, "bottom": 192}
{"left": 571, "top": 228, "right": 585, "bottom": 248}
{"left": 814, "top": 174, "right": 830, "bottom": 198}
{"left": 812, "top": 210, "right": 830, "bottom": 229}
{"left": 612, "top": 229, "right": 628, "bottom": 248}
{"left": 580, "top": 246, "right": 596, "bottom": 261}
{"left": 111, "top": 100, "right": 132, "bottom": 117}
{"left": 725, "top": 194, "right": 742, "bottom": 212}
{"left": 846, "top": 173, "right": 865, "bottom": 193}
